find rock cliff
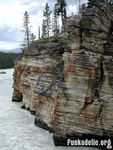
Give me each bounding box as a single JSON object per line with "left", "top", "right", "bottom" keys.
{"left": 13, "top": 3, "right": 113, "bottom": 148}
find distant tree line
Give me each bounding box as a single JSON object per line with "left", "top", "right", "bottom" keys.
{"left": 0, "top": 52, "right": 19, "bottom": 69}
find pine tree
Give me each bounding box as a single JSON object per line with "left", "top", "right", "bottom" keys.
{"left": 52, "top": 3, "right": 59, "bottom": 36}
{"left": 42, "top": 19, "right": 47, "bottom": 38}
{"left": 42, "top": 3, "right": 52, "bottom": 38}
{"left": 23, "top": 11, "right": 31, "bottom": 47}
{"left": 56, "top": 0, "right": 67, "bottom": 25}
{"left": 64, "top": 7, "right": 67, "bottom": 18}
{"left": 78, "top": 0, "right": 81, "bottom": 13}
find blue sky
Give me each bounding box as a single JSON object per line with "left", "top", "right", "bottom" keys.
{"left": 0, "top": 0, "right": 87, "bottom": 50}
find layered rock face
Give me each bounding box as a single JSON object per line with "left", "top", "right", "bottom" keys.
{"left": 13, "top": 3, "right": 113, "bottom": 147}
{"left": 12, "top": 38, "right": 68, "bottom": 131}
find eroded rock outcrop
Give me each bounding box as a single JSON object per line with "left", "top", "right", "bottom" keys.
{"left": 13, "top": 3, "right": 113, "bottom": 148}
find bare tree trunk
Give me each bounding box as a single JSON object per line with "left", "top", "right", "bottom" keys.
{"left": 78, "top": 0, "right": 81, "bottom": 13}
{"left": 26, "top": 27, "right": 29, "bottom": 47}
{"left": 61, "top": 11, "right": 64, "bottom": 26}
{"left": 38, "top": 26, "right": 40, "bottom": 40}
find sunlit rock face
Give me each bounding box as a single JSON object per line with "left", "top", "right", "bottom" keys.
{"left": 13, "top": 3, "right": 113, "bottom": 147}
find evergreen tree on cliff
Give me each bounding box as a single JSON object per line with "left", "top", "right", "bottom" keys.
{"left": 42, "top": 3, "right": 51, "bottom": 38}
{"left": 87, "top": 0, "right": 113, "bottom": 8}
{"left": 56, "top": 0, "right": 67, "bottom": 26}
{"left": 42, "top": 19, "right": 46, "bottom": 38}
{"left": 23, "top": 11, "right": 31, "bottom": 47}
{"left": 52, "top": 3, "right": 59, "bottom": 35}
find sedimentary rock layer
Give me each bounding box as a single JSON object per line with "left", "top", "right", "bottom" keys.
{"left": 13, "top": 3, "right": 113, "bottom": 147}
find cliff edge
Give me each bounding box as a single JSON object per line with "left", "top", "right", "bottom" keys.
{"left": 12, "top": 3, "right": 113, "bottom": 148}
